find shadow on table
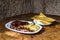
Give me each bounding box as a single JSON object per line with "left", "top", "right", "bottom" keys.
{"left": 47, "top": 21, "right": 60, "bottom": 27}
{"left": 0, "top": 22, "right": 9, "bottom": 33}
{"left": 23, "top": 27, "right": 45, "bottom": 35}
{"left": 34, "top": 27, "right": 45, "bottom": 35}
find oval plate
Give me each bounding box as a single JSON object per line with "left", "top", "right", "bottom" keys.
{"left": 5, "top": 20, "right": 42, "bottom": 34}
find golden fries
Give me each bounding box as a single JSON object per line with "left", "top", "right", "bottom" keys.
{"left": 31, "top": 13, "right": 55, "bottom": 25}
{"left": 23, "top": 24, "right": 39, "bottom": 32}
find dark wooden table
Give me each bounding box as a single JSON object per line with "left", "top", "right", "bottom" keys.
{"left": 0, "top": 13, "right": 60, "bottom": 40}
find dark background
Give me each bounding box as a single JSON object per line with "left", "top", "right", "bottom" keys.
{"left": 0, "top": 0, "right": 60, "bottom": 19}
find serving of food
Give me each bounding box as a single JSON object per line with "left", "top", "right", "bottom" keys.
{"left": 5, "top": 12, "right": 55, "bottom": 34}
{"left": 5, "top": 20, "right": 42, "bottom": 34}
{"left": 31, "top": 13, "right": 55, "bottom": 25}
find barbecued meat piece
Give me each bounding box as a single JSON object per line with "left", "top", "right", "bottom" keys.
{"left": 11, "top": 20, "right": 28, "bottom": 27}
{"left": 10, "top": 20, "right": 29, "bottom": 30}
{"left": 17, "top": 25, "right": 24, "bottom": 29}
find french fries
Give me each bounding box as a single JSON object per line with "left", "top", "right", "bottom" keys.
{"left": 31, "top": 13, "right": 55, "bottom": 25}
{"left": 23, "top": 24, "right": 39, "bottom": 32}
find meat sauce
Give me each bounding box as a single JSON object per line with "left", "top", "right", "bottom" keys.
{"left": 10, "top": 20, "right": 33, "bottom": 32}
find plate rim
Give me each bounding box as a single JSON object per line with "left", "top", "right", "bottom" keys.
{"left": 5, "top": 20, "right": 42, "bottom": 34}
{"left": 33, "top": 19, "right": 51, "bottom": 25}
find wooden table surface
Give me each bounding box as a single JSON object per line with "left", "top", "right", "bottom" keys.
{"left": 0, "top": 13, "right": 60, "bottom": 40}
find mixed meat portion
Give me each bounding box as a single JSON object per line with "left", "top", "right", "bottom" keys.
{"left": 10, "top": 20, "right": 33, "bottom": 32}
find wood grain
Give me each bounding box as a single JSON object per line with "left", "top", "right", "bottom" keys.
{"left": 0, "top": 14, "right": 60, "bottom": 40}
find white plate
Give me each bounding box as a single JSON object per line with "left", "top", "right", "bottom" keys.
{"left": 33, "top": 20, "right": 51, "bottom": 25}
{"left": 5, "top": 20, "right": 42, "bottom": 34}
